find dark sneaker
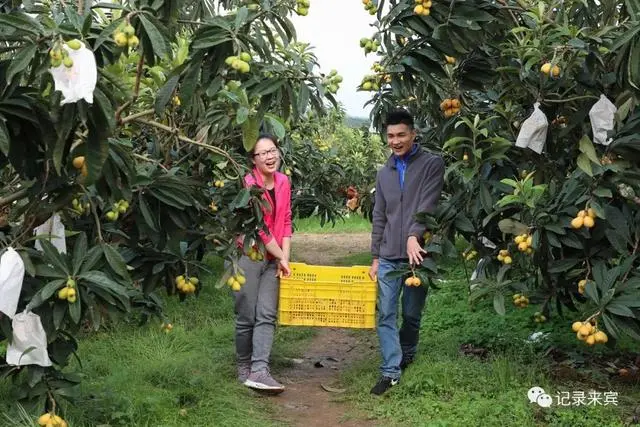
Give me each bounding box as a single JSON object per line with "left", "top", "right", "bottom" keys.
{"left": 237, "top": 363, "right": 251, "bottom": 384}
{"left": 244, "top": 369, "right": 285, "bottom": 393}
{"left": 400, "top": 356, "right": 414, "bottom": 371}
{"left": 370, "top": 376, "right": 399, "bottom": 395}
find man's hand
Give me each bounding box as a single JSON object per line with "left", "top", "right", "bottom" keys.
{"left": 277, "top": 259, "right": 291, "bottom": 278}
{"left": 369, "top": 258, "right": 379, "bottom": 281}
{"left": 407, "top": 236, "right": 427, "bottom": 266}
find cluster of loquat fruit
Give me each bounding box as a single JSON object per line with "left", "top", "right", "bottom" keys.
{"left": 497, "top": 249, "right": 512, "bottom": 265}
{"left": 72, "top": 156, "right": 88, "bottom": 177}
{"left": 105, "top": 200, "right": 129, "bottom": 222}
{"left": 359, "top": 75, "right": 382, "bottom": 92}
{"left": 57, "top": 277, "right": 77, "bottom": 304}
{"left": 362, "top": 0, "right": 377, "bottom": 15}
{"left": 247, "top": 246, "right": 264, "bottom": 261}
{"left": 570, "top": 208, "right": 596, "bottom": 229}
{"left": 295, "top": 0, "right": 310, "bottom": 15}
{"left": 514, "top": 233, "right": 533, "bottom": 254}
{"left": 577, "top": 278, "right": 590, "bottom": 295}
{"left": 225, "top": 52, "right": 252, "bottom": 74}
{"left": 227, "top": 273, "right": 246, "bottom": 291}
{"left": 71, "top": 198, "right": 91, "bottom": 216}
{"left": 533, "top": 311, "right": 547, "bottom": 323}
{"left": 512, "top": 293, "right": 529, "bottom": 308}
{"left": 413, "top": 0, "right": 432, "bottom": 16}
{"left": 38, "top": 413, "right": 68, "bottom": 427}
{"left": 440, "top": 98, "right": 461, "bottom": 118}
{"left": 322, "top": 70, "right": 343, "bottom": 94}
{"left": 49, "top": 39, "right": 82, "bottom": 68}
{"left": 212, "top": 179, "right": 226, "bottom": 188}
{"left": 113, "top": 23, "right": 139, "bottom": 49}
{"left": 572, "top": 320, "right": 608, "bottom": 346}
{"left": 175, "top": 275, "right": 199, "bottom": 294}
{"left": 405, "top": 274, "right": 422, "bottom": 287}
{"left": 359, "top": 37, "right": 380, "bottom": 55}
{"left": 462, "top": 249, "right": 477, "bottom": 261}
{"left": 540, "top": 62, "right": 561, "bottom": 78}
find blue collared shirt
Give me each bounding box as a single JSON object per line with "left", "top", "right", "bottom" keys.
{"left": 394, "top": 143, "right": 419, "bottom": 191}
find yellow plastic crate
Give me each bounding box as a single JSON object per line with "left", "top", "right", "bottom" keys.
{"left": 278, "top": 262, "right": 377, "bottom": 329}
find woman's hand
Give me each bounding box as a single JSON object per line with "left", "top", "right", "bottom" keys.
{"left": 277, "top": 259, "right": 291, "bottom": 277}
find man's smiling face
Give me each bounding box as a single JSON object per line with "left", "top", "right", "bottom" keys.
{"left": 386, "top": 123, "right": 416, "bottom": 157}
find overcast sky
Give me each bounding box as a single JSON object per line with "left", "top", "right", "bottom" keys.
{"left": 290, "top": 1, "right": 382, "bottom": 119}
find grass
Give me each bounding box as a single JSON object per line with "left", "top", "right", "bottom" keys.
{"left": 334, "top": 253, "right": 640, "bottom": 427}
{"left": 2, "top": 249, "right": 639, "bottom": 427}
{"left": 293, "top": 213, "right": 371, "bottom": 234}
{"left": 0, "top": 255, "right": 314, "bottom": 427}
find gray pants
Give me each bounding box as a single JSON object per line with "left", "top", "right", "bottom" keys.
{"left": 233, "top": 255, "right": 279, "bottom": 372}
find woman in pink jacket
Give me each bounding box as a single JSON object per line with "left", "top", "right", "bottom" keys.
{"left": 235, "top": 134, "right": 292, "bottom": 393}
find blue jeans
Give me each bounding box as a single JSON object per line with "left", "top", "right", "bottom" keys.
{"left": 377, "top": 258, "right": 429, "bottom": 379}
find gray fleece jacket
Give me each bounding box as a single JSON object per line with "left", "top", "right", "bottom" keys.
{"left": 371, "top": 145, "right": 446, "bottom": 260}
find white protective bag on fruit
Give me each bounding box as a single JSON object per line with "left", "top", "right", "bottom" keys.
{"left": 33, "top": 213, "right": 67, "bottom": 254}
{"left": 515, "top": 102, "right": 548, "bottom": 154}
{"left": 0, "top": 247, "right": 25, "bottom": 319}
{"left": 6, "top": 311, "right": 52, "bottom": 367}
{"left": 589, "top": 94, "right": 617, "bottom": 146}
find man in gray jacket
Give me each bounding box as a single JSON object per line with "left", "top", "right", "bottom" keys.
{"left": 368, "top": 109, "right": 446, "bottom": 395}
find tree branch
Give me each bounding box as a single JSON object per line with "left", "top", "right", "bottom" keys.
{"left": 0, "top": 187, "right": 29, "bottom": 209}
{"left": 542, "top": 94, "right": 600, "bottom": 104}
{"left": 120, "top": 109, "right": 155, "bottom": 124}
{"left": 133, "top": 118, "right": 242, "bottom": 170}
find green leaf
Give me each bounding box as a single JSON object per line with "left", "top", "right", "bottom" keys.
{"left": 154, "top": 74, "right": 179, "bottom": 116}
{"left": 69, "top": 293, "right": 81, "bottom": 324}
{"left": 78, "top": 271, "right": 129, "bottom": 299}
{"left": 606, "top": 303, "right": 635, "bottom": 317}
{"left": 138, "top": 194, "right": 158, "bottom": 231}
{"left": 81, "top": 245, "right": 104, "bottom": 272}
{"left": 454, "top": 214, "right": 474, "bottom": 232}
{"left": 593, "top": 187, "right": 613, "bottom": 198}
{"left": 548, "top": 259, "right": 580, "bottom": 273}
{"left": 493, "top": 293, "right": 506, "bottom": 315}
{"left": 236, "top": 106, "right": 249, "bottom": 125}
{"left": 6, "top": 44, "right": 37, "bottom": 84}
{"left": 234, "top": 6, "right": 248, "bottom": 31}
{"left": 0, "top": 121, "right": 9, "bottom": 156}
{"left": 576, "top": 153, "right": 593, "bottom": 176}
{"left": 578, "top": 135, "right": 600, "bottom": 164}
{"left": 95, "top": 17, "right": 125, "bottom": 49}
{"left": 139, "top": 14, "right": 169, "bottom": 59}
{"left": 102, "top": 244, "right": 131, "bottom": 281}
{"left": 0, "top": 12, "right": 44, "bottom": 35}
{"left": 53, "top": 104, "right": 77, "bottom": 175}
{"left": 264, "top": 114, "right": 286, "bottom": 140}
{"left": 27, "top": 280, "right": 65, "bottom": 309}
{"left": 38, "top": 240, "right": 69, "bottom": 275}
{"left": 18, "top": 250, "right": 36, "bottom": 277}
{"left": 230, "top": 188, "right": 251, "bottom": 210}
{"left": 479, "top": 183, "right": 493, "bottom": 213}
{"left": 589, "top": 199, "right": 606, "bottom": 219}
{"left": 584, "top": 279, "right": 599, "bottom": 304}
{"left": 72, "top": 233, "right": 87, "bottom": 275}
{"left": 53, "top": 302, "right": 68, "bottom": 330}
{"left": 497, "top": 219, "right": 528, "bottom": 235}
{"left": 242, "top": 116, "right": 260, "bottom": 152}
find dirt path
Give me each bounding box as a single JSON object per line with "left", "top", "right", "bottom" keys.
{"left": 269, "top": 232, "right": 380, "bottom": 427}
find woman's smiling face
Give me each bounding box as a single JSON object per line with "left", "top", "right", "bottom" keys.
{"left": 252, "top": 137, "right": 280, "bottom": 176}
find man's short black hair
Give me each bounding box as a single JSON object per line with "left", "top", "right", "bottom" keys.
{"left": 384, "top": 109, "right": 414, "bottom": 129}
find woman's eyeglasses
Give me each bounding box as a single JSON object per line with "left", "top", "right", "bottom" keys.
{"left": 253, "top": 148, "right": 279, "bottom": 159}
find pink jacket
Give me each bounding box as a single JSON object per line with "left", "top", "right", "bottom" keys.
{"left": 241, "top": 168, "right": 292, "bottom": 258}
